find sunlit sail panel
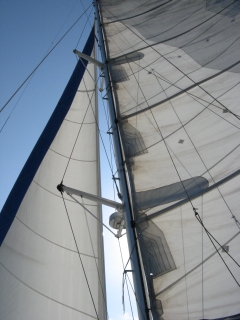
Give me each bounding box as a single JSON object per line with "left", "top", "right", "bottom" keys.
{"left": 0, "top": 30, "right": 106, "bottom": 320}
{"left": 99, "top": 0, "right": 240, "bottom": 319}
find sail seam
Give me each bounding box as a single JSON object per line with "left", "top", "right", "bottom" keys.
{"left": 49, "top": 147, "right": 97, "bottom": 162}
{"left": 106, "top": 1, "right": 237, "bottom": 60}
{"left": 152, "top": 68, "right": 240, "bottom": 228}
{"left": 33, "top": 180, "right": 98, "bottom": 206}
{"left": 64, "top": 118, "right": 96, "bottom": 124}
{"left": 120, "top": 61, "right": 240, "bottom": 120}
{"left": 106, "top": 6, "right": 240, "bottom": 122}
{"left": 105, "top": 1, "right": 173, "bottom": 24}
{"left": 14, "top": 216, "right": 100, "bottom": 258}
{"left": 155, "top": 231, "right": 240, "bottom": 297}
{"left": 0, "top": 261, "right": 98, "bottom": 319}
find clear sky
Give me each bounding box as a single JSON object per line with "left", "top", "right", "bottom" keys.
{"left": 0, "top": 1, "right": 138, "bottom": 319}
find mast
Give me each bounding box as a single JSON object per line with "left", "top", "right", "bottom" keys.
{"left": 94, "top": 1, "right": 149, "bottom": 319}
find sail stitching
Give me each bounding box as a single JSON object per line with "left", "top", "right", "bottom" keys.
{"left": 105, "top": 0, "right": 237, "bottom": 60}
{"left": 0, "top": 261, "right": 98, "bottom": 319}
{"left": 61, "top": 75, "right": 96, "bottom": 181}
{"left": 64, "top": 118, "right": 96, "bottom": 124}
{"left": 155, "top": 231, "right": 240, "bottom": 297}
{"left": 105, "top": 0, "right": 174, "bottom": 24}
{"left": 15, "top": 216, "right": 99, "bottom": 257}
{"left": 49, "top": 147, "right": 97, "bottom": 162}
{"left": 106, "top": 24, "right": 240, "bottom": 126}
{"left": 120, "top": 63, "right": 240, "bottom": 123}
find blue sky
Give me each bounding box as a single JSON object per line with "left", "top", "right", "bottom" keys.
{"left": 0, "top": 1, "right": 138, "bottom": 319}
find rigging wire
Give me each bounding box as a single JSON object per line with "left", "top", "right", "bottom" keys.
{"left": 180, "top": 206, "right": 190, "bottom": 320}
{"left": 193, "top": 208, "right": 240, "bottom": 268}
{"left": 194, "top": 209, "right": 240, "bottom": 287}
{"left": 76, "top": 56, "right": 122, "bottom": 199}
{"left": 61, "top": 70, "right": 97, "bottom": 181}
{"left": 67, "top": 193, "right": 116, "bottom": 236}
{"left": 1, "top": 1, "right": 87, "bottom": 132}
{"left": 134, "top": 56, "right": 240, "bottom": 287}
{"left": 152, "top": 69, "right": 240, "bottom": 229}
{"left": 81, "top": 198, "right": 109, "bottom": 319}
{"left": 0, "top": 76, "right": 33, "bottom": 133}
{"left": 119, "top": 238, "right": 148, "bottom": 320}
{"left": 75, "top": 6, "right": 94, "bottom": 49}
{"left": 201, "top": 196, "right": 205, "bottom": 319}
{"left": 107, "top": 12, "right": 240, "bottom": 122}
{"left": 100, "top": 88, "right": 118, "bottom": 201}
{"left": 118, "top": 239, "right": 135, "bottom": 319}
{"left": 0, "top": 4, "right": 92, "bottom": 113}
{"left": 125, "top": 272, "right": 148, "bottom": 320}
{"left": 61, "top": 194, "right": 100, "bottom": 320}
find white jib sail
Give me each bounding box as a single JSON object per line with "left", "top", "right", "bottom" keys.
{"left": 98, "top": 0, "right": 240, "bottom": 319}
{"left": 0, "top": 31, "right": 106, "bottom": 319}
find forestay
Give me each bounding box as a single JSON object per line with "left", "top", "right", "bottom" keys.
{"left": 0, "top": 29, "right": 106, "bottom": 320}
{"left": 98, "top": 1, "right": 240, "bottom": 319}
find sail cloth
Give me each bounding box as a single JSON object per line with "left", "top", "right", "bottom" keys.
{"left": 98, "top": 0, "right": 240, "bottom": 319}
{"left": 0, "top": 29, "right": 106, "bottom": 319}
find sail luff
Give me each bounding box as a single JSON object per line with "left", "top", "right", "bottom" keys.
{"left": 94, "top": 1, "right": 150, "bottom": 319}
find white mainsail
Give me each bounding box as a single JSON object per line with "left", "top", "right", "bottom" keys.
{"left": 0, "top": 29, "right": 106, "bottom": 320}
{"left": 98, "top": 0, "right": 240, "bottom": 319}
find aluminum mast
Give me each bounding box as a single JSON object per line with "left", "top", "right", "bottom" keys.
{"left": 94, "top": 1, "right": 150, "bottom": 319}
